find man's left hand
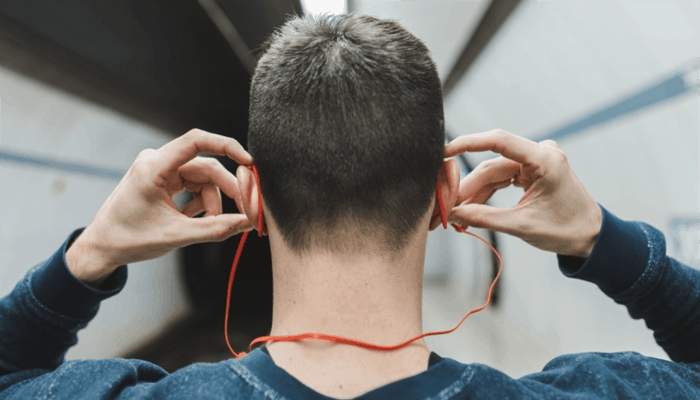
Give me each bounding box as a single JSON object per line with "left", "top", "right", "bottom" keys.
{"left": 66, "top": 129, "right": 255, "bottom": 288}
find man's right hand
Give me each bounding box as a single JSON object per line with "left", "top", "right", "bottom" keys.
{"left": 444, "top": 129, "right": 602, "bottom": 259}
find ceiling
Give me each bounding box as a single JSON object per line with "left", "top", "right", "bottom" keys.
{"left": 0, "top": 0, "right": 303, "bottom": 141}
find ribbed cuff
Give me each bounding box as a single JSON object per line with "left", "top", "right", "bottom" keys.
{"left": 557, "top": 205, "right": 650, "bottom": 296}
{"left": 30, "top": 227, "right": 128, "bottom": 320}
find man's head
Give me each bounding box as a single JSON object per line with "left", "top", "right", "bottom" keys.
{"left": 241, "top": 13, "right": 456, "bottom": 259}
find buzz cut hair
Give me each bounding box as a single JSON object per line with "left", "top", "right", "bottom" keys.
{"left": 248, "top": 13, "right": 445, "bottom": 258}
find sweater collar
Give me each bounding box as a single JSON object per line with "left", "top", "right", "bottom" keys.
{"left": 230, "top": 346, "right": 472, "bottom": 400}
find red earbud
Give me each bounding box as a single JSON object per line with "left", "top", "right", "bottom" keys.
{"left": 251, "top": 165, "right": 266, "bottom": 236}
{"left": 436, "top": 177, "right": 448, "bottom": 229}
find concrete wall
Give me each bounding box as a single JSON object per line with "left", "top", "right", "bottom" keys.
{"left": 354, "top": 0, "right": 699, "bottom": 378}
{"left": 0, "top": 65, "right": 193, "bottom": 359}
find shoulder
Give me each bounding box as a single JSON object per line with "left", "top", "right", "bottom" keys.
{"left": 519, "top": 352, "right": 700, "bottom": 398}
{"left": 2, "top": 358, "right": 261, "bottom": 400}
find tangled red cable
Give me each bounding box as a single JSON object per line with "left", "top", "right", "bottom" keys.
{"left": 224, "top": 165, "right": 503, "bottom": 358}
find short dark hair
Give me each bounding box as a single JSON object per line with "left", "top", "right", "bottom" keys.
{"left": 248, "top": 13, "right": 445, "bottom": 257}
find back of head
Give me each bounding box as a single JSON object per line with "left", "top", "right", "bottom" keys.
{"left": 248, "top": 13, "right": 445, "bottom": 258}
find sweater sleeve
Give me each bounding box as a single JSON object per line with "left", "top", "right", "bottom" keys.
{"left": 557, "top": 204, "right": 700, "bottom": 364}
{"left": 0, "top": 227, "right": 128, "bottom": 375}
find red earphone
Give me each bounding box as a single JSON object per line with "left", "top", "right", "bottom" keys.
{"left": 224, "top": 165, "right": 503, "bottom": 358}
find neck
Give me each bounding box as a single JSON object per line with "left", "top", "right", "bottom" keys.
{"left": 263, "top": 224, "right": 433, "bottom": 398}
{"left": 271, "top": 234, "right": 425, "bottom": 345}
{"left": 269, "top": 245, "right": 426, "bottom": 344}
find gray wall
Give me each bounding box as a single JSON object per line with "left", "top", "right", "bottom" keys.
{"left": 354, "top": 0, "right": 698, "bottom": 378}
{"left": 0, "top": 65, "right": 192, "bottom": 359}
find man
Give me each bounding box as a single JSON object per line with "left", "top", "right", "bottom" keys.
{"left": 1, "top": 13, "right": 698, "bottom": 400}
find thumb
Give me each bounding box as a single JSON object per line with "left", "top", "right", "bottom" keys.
{"left": 181, "top": 213, "right": 254, "bottom": 245}
{"left": 448, "top": 203, "right": 519, "bottom": 236}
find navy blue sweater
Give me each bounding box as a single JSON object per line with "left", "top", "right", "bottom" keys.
{"left": 1, "top": 205, "right": 699, "bottom": 399}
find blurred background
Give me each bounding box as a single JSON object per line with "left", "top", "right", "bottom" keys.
{"left": 0, "top": 0, "right": 697, "bottom": 379}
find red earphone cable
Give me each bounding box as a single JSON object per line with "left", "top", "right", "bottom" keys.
{"left": 224, "top": 165, "right": 503, "bottom": 359}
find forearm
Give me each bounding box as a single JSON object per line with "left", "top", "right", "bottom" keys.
{"left": 558, "top": 205, "right": 700, "bottom": 363}
{"left": 0, "top": 229, "right": 127, "bottom": 376}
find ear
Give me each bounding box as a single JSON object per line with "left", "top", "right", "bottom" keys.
{"left": 429, "top": 158, "right": 460, "bottom": 231}
{"left": 236, "top": 165, "right": 268, "bottom": 236}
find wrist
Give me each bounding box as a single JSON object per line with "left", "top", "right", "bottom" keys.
{"left": 571, "top": 233, "right": 598, "bottom": 259}
{"left": 66, "top": 229, "right": 117, "bottom": 288}
{"left": 571, "top": 204, "right": 603, "bottom": 259}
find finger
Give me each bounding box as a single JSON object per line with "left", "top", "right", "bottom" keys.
{"left": 200, "top": 184, "right": 222, "bottom": 217}
{"left": 182, "top": 181, "right": 222, "bottom": 217}
{"left": 458, "top": 156, "right": 521, "bottom": 203}
{"left": 447, "top": 203, "right": 520, "bottom": 236}
{"left": 512, "top": 170, "right": 534, "bottom": 189}
{"left": 181, "top": 197, "right": 205, "bottom": 217}
{"left": 156, "top": 129, "right": 253, "bottom": 178}
{"left": 178, "top": 157, "right": 244, "bottom": 207}
{"left": 181, "top": 213, "right": 255, "bottom": 245}
{"left": 469, "top": 178, "right": 513, "bottom": 205}
{"left": 445, "top": 129, "right": 542, "bottom": 167}
{"left": 431, "top": 213, "right": 466, "bottom": 231}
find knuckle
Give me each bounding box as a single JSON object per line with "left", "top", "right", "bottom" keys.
{"left": 539, "top": 144, "right": 568, "bottom": 166}
{"left": 195, "top": 156, "right": 216, "bottom": 170}
{"left": 186, "top": 128, "right": 204, "bottom": 139}
{"left": 539, "top": 139, "right": 559, "bottom": 148}
{"left": 476, "top": 156, "right": 506, "bottom": 173}
{"left": 137, "top": 148, "right": 157, "bottom": 160}
{"left": 184, "top": 129, "right": 206, "bottom": 145}
{"left": 133, "top": 148, "right": 157, "bottom": 172}
{"left": 550, "top": 149, "right": 569, "bottom": 165}
{"left": 492, "top": 129, "right": 511, "bottom": 140}
{"left": 479, "top": 159, "right": 496, "bottom": 172}
{"left": 201, "top": 156, "right": 220, "bottom": 169}
{"left": 210, "top": 158, "right": 231, "bottom": 177}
